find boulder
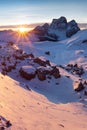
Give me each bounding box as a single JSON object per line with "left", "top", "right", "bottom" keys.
{"left": 36, "top": 67, "right": 46, "bottom": 81}
{"left": 19, "top": 66, "right": 36, "bottom": 80}
{"left": 36, "top": 66, "right": 52, "bottom": 81}
{"left": 75, "top": 82, "right": 85, "bottom": 92}
{"left": 50, "top": 66, "right": 61, "bottom": 78}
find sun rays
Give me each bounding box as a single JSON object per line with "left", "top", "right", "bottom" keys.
{"left": 14, "top": 27, "right": 29, "bottom": 43}
{"left": 18, "top": 27, "right": 28, "bottom": 33}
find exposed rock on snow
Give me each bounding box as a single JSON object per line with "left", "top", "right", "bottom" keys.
{"left": 82, "top": 39, "right": 87, "bottom": 43}
{"left": 33, "top": 57, "right": 50, "bottom": 67}
{"left": 65, "top": 64, "right": 84, "bottom": 76}
{"left": 45, "top": 51, "right": 50, "bottom": 55}
{"left": 50, "top": 66, "right": 61, "bottom": 78}
{"left": 0, "top": 116, "right": 12, "bottom": 130}
{"left": 36, "top": 67, "right": 47, "bottom": 81}
{"left": 19, "top": 66, "right": 36, "bottom": 80}
{"left": 75, "top": 82, "right": 85, "bottom": 92}
{"left": 36, "top": 66, "right": 61, "bottom": 81}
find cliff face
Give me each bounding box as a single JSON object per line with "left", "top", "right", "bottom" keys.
{"left": 33, "top": 16, "right": 80, "bottom": 41}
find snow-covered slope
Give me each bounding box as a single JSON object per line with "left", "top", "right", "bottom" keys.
{"left": 0, "top": 74, "right": 87, "bottom": 130}
{"left": 0, "top": 29, "right": 87, "bottom": 130}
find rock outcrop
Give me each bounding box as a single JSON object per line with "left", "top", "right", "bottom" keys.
{"left": 66, "top": 20, "right": 80, "bottom": 37}
{"left": 19, "top": 57, "right": 61, "bottom": 81}
{"left": 75, "top": 82, "right": 85, "bottom": 92}
{"left": 65, "top": 64, "right": 84, "bottom": 76}
{"left": 50, "top": 17, "right": 67, "bottom": 30}
{"left": 33, "top": 16, "right": 80, "bottom": 41}
{"left": 19, "top": 66, "right": 36, "bottom": 80}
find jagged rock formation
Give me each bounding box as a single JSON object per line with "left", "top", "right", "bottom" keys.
{"left": 50, "top": 17, "right": 67, "bottom": 30}
{"left": 33, "top": 16, "right": 80, "bottom": 41}
{"left": 66, "top": 20, "right": 80, "bottom": 37}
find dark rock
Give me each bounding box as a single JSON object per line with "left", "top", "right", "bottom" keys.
{"left": 33, "top": 57, "right": 50, "bottom": 66}
{"left": 50, "top": 16, "right": 67, "bottom": 30}
{"left": 50, "top": 66, "right": 61, "bottom": 78}
{"left": 66, "top": 75, "right": 70, "bottom": 78}
{"left": 66, "top": 20, "right": 80, "bottom": 37}
{"left": 45, "top": 51, "right": 50, "bottom": 55}
{"left": 32, "top": 16, "right": 80, "bottom": 41}
{"left": 74, "top": 64, "right": 78, "bottom": 68}
{"left": 56, "top": 83, "right": 59, "bottom": 85}
{"left": 19, "top": 66, "right": 36, "bottom": 80}
{"left": 33, "top": 23, "right": 49, "bottom": 36}
{"left": 36, "top": 68, "right": 46, "bottom": 81}
{"left": 82, "top": 39, "right": 87, "bottom": 43}
{"left": 75, "top": 82, "right": 85, "bottom": 92}
{"left": 6, "top": 120, "right": 12, "bottom": 128}
{"left": 25, "top": 85, "right": 31, "bottom": 91}
{"left": 47, "top": 76, "right": 52, "bottom": 79}
{"left": 42, "top": 23, "right": 49, "bottom": 30}
{"left": 84, "top": 91, "right": 87, "bottom": 96}
{"left": 36, "top": 66, "right": 53, "bottom": 81}
{"left": 84, "top": 80, "right": 87, "bottom": 85}
{"left": 7, "top": 41, "right": 14, "bottom": 46}
{"left": 66, "top": 64, "right": 84, "bottom": 76}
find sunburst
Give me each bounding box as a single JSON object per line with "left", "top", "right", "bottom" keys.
{"left": 18, "top": 27, "right": 27, "bottom": 33}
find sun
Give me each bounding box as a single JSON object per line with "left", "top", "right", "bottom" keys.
{"left": 19, "top": 27, "right": 27, "bottom": 33}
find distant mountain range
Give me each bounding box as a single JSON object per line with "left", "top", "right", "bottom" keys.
{"left": 78, "top": 23, "right": 87, "bottom": 29}
{"left": 0, "top": 22, "right": 87, "bottom": 31}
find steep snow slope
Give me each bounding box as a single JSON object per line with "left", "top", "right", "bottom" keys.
{"left": 0, "top": 74, "right": 87, "bottom": 130}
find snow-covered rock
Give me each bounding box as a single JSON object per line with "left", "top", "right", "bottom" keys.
{"left": 19, "top": 66, "right": 36, "bottom": 80}
{"left": 36, "top": 66, "right": 61, "bottom": 81}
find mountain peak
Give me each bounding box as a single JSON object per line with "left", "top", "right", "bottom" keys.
{"left": 33, "top": 16, "right": 80, "bottom": 41}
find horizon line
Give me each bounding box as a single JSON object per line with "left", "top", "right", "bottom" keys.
{"left": 0, "top": 22, "right": 87, "bottom": 28}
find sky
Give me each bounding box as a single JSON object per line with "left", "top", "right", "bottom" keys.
{"left": 0, "top": 0, "right": 87, "bottom": 26}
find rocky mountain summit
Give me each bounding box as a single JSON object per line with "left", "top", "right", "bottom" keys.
{"left": 32, "top": 16, "right": 80, "bottom": 41}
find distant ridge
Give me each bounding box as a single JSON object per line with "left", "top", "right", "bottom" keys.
{"left": 78, "top": 23, "right": 87, "bottom": 29}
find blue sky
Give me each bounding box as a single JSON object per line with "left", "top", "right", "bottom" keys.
{"left": 0, "top": 0, "right": 87, "bottom": 26}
